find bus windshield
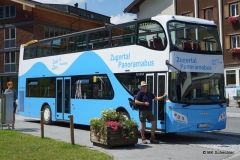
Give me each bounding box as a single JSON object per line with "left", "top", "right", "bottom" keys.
{"left": 168, "top": 21, "right": 222, "bottom": 53}
{"left": 169, "top": 72, "right": 225, "bottom": 105}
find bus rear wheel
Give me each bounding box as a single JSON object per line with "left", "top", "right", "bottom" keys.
{"left": 43, "top": 105, "right": 52, "bottom": 125}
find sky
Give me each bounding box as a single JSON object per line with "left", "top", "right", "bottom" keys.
{"left": 34, "top": 0, "right": 137, "bottom": 24}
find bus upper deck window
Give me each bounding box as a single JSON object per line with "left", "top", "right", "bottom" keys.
{"left": 137, "top": 21, "right": 166, "bottom": 50}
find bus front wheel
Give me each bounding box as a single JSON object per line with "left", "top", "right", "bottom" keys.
{"left": 43, "top": 105, "right": 52, "bottom": 125}
{"left": 119, "top": 110, "right": 130, "bottom": 120}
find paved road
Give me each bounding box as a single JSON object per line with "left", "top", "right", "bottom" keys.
{"left": 1, "top": 114, "right": 239, "bottom": 160}
{"left": 220, "top": 117, "right": 240, "bottom": 135}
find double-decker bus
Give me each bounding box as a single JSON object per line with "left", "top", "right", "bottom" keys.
{"left": 18, "top": 15, "right": 226, "bottom": 133}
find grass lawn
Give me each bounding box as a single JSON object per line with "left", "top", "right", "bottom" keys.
{"left": 0, "top": 130, "right": 113, "bottom": 160}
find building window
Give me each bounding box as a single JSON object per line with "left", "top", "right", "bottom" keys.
{"left": 4, "top": 27, "right": 16, "bottom": 48}
{"left": 182, "top": 12, "right": 193, "bottom": 17}
{"left": 182, "top": 13, "right": 190, "bottom": 17}
{"left": 4, "top": 52, "right": 16, "bottom": 72}
{"left": 0, "top": 7, "right": 3, "bottom": 18}
{"left": 55, "top": 29, "right": 59, "bottom": 37}
{"left": 0, "top": 5, "right": 16, "bottom": 19}
{"left": 44, "top": 26, "right": 68, "bottom": 38}
{"left": 44, "top": 26, "right": 49, "bottom": 38}
{"left": 49, "top": 27, "right": 54, "bottom": 37}
{"left": 231, "top": 35, "right": 240, "bottom": 48}
{"left": 226, "top": 70, "right": 236, "bottom": 86}
{"left": 230, "top": 3, "right": 238, "bottom": 16}
{"left": 204, "top": 8, "right": 213, "bottom": 20}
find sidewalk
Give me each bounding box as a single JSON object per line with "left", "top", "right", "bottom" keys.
{"left": 227, "top": 100, "right": 240, "bottom": 118}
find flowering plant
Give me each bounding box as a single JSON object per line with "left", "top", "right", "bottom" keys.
{"left": 119, "top": 118, "right": 138, "bottom": 139}
{"left": 105, "top": 120, "right": 121, "bottom": 131}
{"left": 228, "top": 16, "right": 238, "bottom": 23}
{"left": 90, "top": 118, "right": 105, "bottom": 140}
{"left": 230, "top": 48, "right": 240, "bottom": 53}
{"left": 101, "top": 108, "right": 119, "bottom": 121}
{"left": 90, "top": 108, "right": 138, "bottom": 141}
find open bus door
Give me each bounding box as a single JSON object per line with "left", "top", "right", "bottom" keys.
{"left": 146, "top": 73, "right": 167, "bottom": 131}
{"left": 56, "top": 77, "right": 71, "bottom": 121}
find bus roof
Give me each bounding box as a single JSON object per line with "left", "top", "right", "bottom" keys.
{"left": 153, "top": 15, "right": 216, "bottom": 26}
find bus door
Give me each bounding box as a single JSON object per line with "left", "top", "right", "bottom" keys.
{"left": 146, "top": 74, "right": 154, "bottom": 129}
{"left": 146, "top": 73, "right": 167, "bottom": 130}
{"left": 56, "top": 77, "right": 71, "bottom": 121}
{"left": 157, "top": 73, "right": 167, "bottom": 130}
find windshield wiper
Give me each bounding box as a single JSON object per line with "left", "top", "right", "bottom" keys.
{"left": 181, "top": 102, "right": 192, "bottom": 108}
{"left": 208, "top": 96, "right": 223, "bottom": 107}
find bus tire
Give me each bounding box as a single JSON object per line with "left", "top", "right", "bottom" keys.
{"left": 119, "top": 110, "right": 130, "bottom": 120}
{"left": 43, "top": 105, "right": 52, "bottom": 125}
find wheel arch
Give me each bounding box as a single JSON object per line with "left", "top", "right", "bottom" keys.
{"left": 41, "top": 102, "right": 51, "bottom": 111}
{"left": 116, "top": 106, "right": 131, "bottom": 119}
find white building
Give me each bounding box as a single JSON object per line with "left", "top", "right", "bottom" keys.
{"left": 124, "top": 0, "right": 176, "bottom": 20}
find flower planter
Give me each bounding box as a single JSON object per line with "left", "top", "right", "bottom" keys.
{"left": 229, "top": 48, "right": 240, "bottom": 54}
{"left": 90, "top": 125, "right": 138, "bottom": 149}
{"left": 90, "top": 108, "right": 139, "bottom": 148}
{"left": 228, "top": 16, "right": 238, "bottom": 24}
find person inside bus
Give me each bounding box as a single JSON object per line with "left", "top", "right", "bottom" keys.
{"left": 135, "top": 81, "right": 167, "bottom": 144}
{"left": 4, "top": 81, "right": 18, "bottom": 129}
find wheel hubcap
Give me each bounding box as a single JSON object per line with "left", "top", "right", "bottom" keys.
{"left": 120, "top": 113, "right": 129, "bottom": 120}
{"left": 44, "top": 108, "right": 50, "bottom": 122}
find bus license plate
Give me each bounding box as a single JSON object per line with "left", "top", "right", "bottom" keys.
{"left": 197, "top": 123, "right": 210, "bottom": 128}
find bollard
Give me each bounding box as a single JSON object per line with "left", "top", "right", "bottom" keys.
{"left": 40, "top": 111, "right": 44, "bottom": 138}
{"left": 226, "top": 94, "right": 229, "bottom": 107}
{"left": 69, "top": 115, "right": 75, "bottom": 145}
{"left": 69, "top": 115, "right": 75, "bottom": 144}
{"left": 0, "top": 94, "right": 2, "bottom": 130}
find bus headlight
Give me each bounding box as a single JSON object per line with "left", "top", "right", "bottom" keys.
{"left": 172, "top": 111, "right": 188, "bottom": 124}
{"left": 218, "top": 112, "right": 227, "bottom": 122}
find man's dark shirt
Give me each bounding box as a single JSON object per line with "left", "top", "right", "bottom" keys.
{"left": 136, "top": 90, "right": 155, "bottom": 111}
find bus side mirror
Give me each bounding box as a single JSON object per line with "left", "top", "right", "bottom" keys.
{"left": 176, "top": 72, "right": 183, "bottom": 85}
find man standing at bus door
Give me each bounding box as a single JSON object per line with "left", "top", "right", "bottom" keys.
{"left": 135, "top": 81, "right": 167, "bottom": 144}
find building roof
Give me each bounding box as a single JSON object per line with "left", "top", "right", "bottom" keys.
{"left": 11, "top": 0, "right": 111, "bottom": 24}
{"left": 123, "top": 0, "right": 145, "bottom": 14}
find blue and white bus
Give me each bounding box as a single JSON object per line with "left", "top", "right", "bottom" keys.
{"left": 18, "top": 15, "right": 226, "bottom": 133}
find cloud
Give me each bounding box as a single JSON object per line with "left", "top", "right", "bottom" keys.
{"left": 111, "top": 13, "right": 136, "bottom": 24}
{"left": 34, "top": 0, "right": 86, "bottom": 5}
